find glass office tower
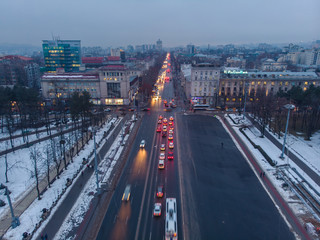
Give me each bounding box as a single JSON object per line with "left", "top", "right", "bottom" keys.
{"left": 42, "top": 40, "right": 81, "bottom": 73}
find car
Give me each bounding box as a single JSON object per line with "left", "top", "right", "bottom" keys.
{"left": 156, "top": 186, "right": 164, "bottom": 198}
{"left": 169, "top": 142, "right": 174, "bottom": 149}
{"left": 158, "top": 119, "right": 162, "bottom": 124}
{"left": 169, "top": 126, "right": 174, "bottom": 131}
{"left": 158, "top": 160, "right": 165, "bottom": 169}
{"left": 168, "top": 121, "right": 173, "bottom": 126}
{"left": 156, "top": 127, "right": 162, "bottom": 132}
{"left": 162, "top": 131, "right": 167, "bottom": 137}
{"left": 140, "top": 140, "right": 146, "bottom": 148}
{"left": 104, "top": 108, "right": 111, "bottom": 112}
{"left": 160, "top": 144, "right": 165, "bottom": 151}
{"left": 163, "top": 121, "right": 167, "bottom": 126}
{"left": 153, "top": 203, "right": 162, "bottom": 216}
{"left": 122, "top": 184, "right": 131, "bottom": 201}
{"left": 169, "top": 129, "right": 173, "bottom": 135}
{"left": 168, "top": 151, "right": 174, "bottom": 160}
{"left": 163, "top": 126, "right": 167, "bottom": 131}
{"left": 159, "top": 152, "right": 165, "bottom": 160}
{"left": 163, "top": 118, "right": 168, "bottom": 123}
{"left": 158, "top": 115, "right": 163, "bottom": 120}
{"left": 142, "top": 108, "right": 151, "bottom": 111}
{"left": 168, "top": 134, "right": 173, "bottom": 140}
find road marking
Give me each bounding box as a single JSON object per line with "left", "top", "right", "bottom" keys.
{"left": 175, "top": 112, "right": 187, "bottom": 240}
{"left": 134, "top": 117, "right": 159, "bottom": 240}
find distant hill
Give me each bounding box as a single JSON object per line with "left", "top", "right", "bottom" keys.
{"left": 0, "top": 43, "right": 41, "bottom": 57}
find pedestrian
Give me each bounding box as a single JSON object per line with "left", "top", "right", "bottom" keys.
{"left": 44, "top": 233, "right": 48, "bottom": 240}
{"left": 263, "top": 172, "right": 265, "bottom": 177}
{"left": 260, "top": 172, "right": 262, "bottom": 177}
{"left": 221, "top": 142, "right": 224, "bottom": 148}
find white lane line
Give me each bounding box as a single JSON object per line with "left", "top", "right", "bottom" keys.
{"left": 176, "top": 112, "right": 187, "bottom": 240}
{"left": 134, "top": 117, "right": 159, "bottom": 240}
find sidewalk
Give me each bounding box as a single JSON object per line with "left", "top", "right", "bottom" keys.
{"left": 245, "top": 114, "right": 320, "bottom": 185}
{"left": 35, "top": 115, "right": 130, "bottom": 239}
{"left": 0, "top": 116, "right": 115, "bottom": 238}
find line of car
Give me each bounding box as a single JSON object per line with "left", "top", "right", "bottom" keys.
{"left": 153, "top": 114, "right": 175, "bottom": 217}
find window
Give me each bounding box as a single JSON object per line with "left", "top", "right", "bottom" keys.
{"left": 107, "top": 83, "right": 121, "bottom": 98}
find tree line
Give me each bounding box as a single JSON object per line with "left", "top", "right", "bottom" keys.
{"left": 250, "top": 84, "right": 320, "bottom": 140}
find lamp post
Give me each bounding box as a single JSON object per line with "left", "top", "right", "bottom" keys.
{"left": 280, "top": 104, "right": 295, "bottom": 159}
{"left": 5, "top": 186, "right": 20, "bottom": 228}
{"left": 91, "top": 127, "right": 100, "bottom": 194}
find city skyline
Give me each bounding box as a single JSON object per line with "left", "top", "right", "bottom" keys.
{"left": 1, "top": 0, "right": 320, "bottom": 48}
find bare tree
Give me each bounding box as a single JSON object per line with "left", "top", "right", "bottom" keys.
{"left": 50, "top": 137, "right": 63, "bottom": 179}
{"left": 4, "top": 141, "right": 10, "bottom": 183}
{"left": 29, "top": 145, "right": 43, "bottom": 200}
{"left": 44, "top": 144, "right": 53, "bottom": 188}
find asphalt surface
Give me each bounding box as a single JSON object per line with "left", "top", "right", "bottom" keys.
{"left": 95, "top": 56, "right": 298, "bottom": 240}
{"left": 176, "top": 114, "right": 295, "bottom": 240}
{"left": 96, "top": 65, "right": 182, "bottom": 240}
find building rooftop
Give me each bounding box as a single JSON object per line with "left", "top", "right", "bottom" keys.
{"left": 82, "top": 57, "right": 104, "bottom": 64}
{"left": 42, "top": 73, "right": 99, "bottom": 80}
{"left": 100, "top": 64, "right": 126, "bottom": 71}
{"left": 107, "top": 56, "right": 120, "bottom": 61}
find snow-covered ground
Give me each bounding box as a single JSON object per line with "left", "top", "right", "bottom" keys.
{"left": 0, "top": 127, "right": 81, "bottom": 217}
{"left": 53, "top": 118, "right": 135, "bottom": 240}
{"left": 223, "top": 113, "right": 320, "bottom": 238}
{"left": 2, "top": 115, "right": 136, "bottom": 240}
{"left": 0, "top": 117, "right": 119, "bottom": 239}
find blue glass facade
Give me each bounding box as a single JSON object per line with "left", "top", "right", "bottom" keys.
{"left": 42, "top": 40, "right": 81, "bottom": 73}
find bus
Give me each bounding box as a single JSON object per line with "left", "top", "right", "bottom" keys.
{"left": 165, "top": 198, "right": 178, "bottom": 240}
{"left": 193, "top": 104, "right": 209, "bottom": 110}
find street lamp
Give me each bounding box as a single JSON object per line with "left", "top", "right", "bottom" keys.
{"left": 5, "top": 186, "right": 20, "bottom": 228}
{"left": 280, "top": 104, "right": 295, "bottom": 159}
{"left": 90, "top": 127, "right": 100, "bottom": 194}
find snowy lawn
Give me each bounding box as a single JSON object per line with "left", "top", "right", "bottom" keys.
{"left": 0, "top": 118, "right": 117, "bottom": 235}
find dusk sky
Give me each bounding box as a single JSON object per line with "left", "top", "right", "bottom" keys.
{"left": 1, "top": 0, "right": 320, "bottom": 48}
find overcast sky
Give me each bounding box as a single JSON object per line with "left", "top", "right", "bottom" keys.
{"left": 1, "top": 0, "right": 319, "bottom": 48}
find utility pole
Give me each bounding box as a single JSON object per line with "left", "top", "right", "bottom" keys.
{"left": 6, "top": 186, "right": 20, "bottom": 228}
{"left": 280, "top": 104, "right": 295, "bottom": 159}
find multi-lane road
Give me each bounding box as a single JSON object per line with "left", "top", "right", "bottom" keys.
{"left": 96, "top": 56, "right": 296, "bottom": 240}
